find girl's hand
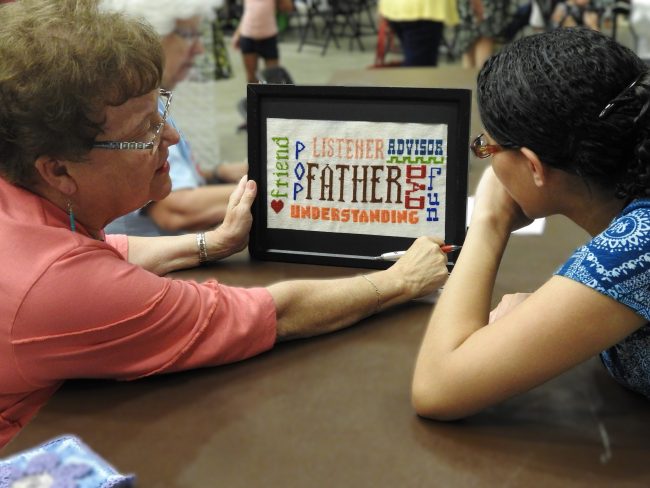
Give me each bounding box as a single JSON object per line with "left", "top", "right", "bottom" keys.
{"left": 489, "top": 292, "right": 531, "bottom": 323}
{"left": 472, "top": 166, "right": 532, "bottom": 232}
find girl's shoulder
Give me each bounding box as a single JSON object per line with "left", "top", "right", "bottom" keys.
{"left": 596, "top": 199, "right": 650, "bottom": 255}
{"left": 556, "top": 199, "right": 650, "bottom": 319}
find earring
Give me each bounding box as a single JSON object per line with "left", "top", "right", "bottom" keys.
{"left": 67, "top": 201, "right": 76, "bottom": 232}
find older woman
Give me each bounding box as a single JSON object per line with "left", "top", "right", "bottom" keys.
{"left": 0, "top": 0, "right": 449, "bottom": 448}
{"left": 102, "top": 0, "right": 247, "bottom": 236}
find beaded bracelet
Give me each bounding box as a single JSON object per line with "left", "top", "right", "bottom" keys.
{"left": 361, "top": 274, "right": 381, "bottom": 314}
{"left": 196, "top": 232, "right": 209, "bottom": 265}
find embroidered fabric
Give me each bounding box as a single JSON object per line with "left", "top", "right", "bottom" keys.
{"left": 0, "top": 435, "right": 134, "bottom": 487}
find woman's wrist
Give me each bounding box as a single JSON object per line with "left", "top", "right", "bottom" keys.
{"left": 204, "top": 227, "right": 246, "bottom": 261}
{"left": 195, "top": 232, "right": 209, "bottom": 265}
{"left": 360, "top": 274, "right": 382, "bottom": 314}
{"left": 364, "top": 269, "right": 410, "bottom": 310}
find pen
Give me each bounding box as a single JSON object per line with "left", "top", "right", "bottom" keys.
{"left": 373, "top": 244, "right": 462, "bottom": 261}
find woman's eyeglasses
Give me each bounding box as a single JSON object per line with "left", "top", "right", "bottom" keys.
{"left": 470, "top": 133, "right": 518, "bottom": 159}
{"left": 173, "top": 28, "right": 202, "bottom": 45}
{"left": 92, "top": 89, "right": 172, "bottom": 155}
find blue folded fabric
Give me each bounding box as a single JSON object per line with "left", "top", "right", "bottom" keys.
{"left": 0, "top": 435, "right": 134, "bottom": 488}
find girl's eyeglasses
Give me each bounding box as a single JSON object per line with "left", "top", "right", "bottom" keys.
{"left": 470, "top": 133, "right": 518, "bottom": 159}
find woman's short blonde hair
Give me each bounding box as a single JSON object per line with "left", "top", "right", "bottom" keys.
{"left": 0, "top": 0, "right": 164, "bottom": 187}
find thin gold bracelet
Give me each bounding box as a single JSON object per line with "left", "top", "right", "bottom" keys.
{"left": 196, "top": 232, "right": 209, "bottom": 265}
{"left": 361, "top": 274, "right": 381, "bottom": 314}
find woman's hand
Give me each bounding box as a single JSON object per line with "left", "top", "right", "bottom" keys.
{"left": 472, "top": 166, "right": 532, "bottom": 233}
{"left": 270, "top": 236, "right": 450, "bottom": 341}
{"left": 489, "top": 292, "right": 531, "bottom": 323}
{"left": 385, "top": 236, "right": 450, "bottom": 300}
{"left": 206, "top": 175, "right": 256, "bottom": 260}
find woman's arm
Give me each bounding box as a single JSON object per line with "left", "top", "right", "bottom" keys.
{"left": 124, "top": 176, "right": 255, "bottom": 275}
{"left": 269, "top": 236, "right": 450, "bottom": 341}
{"left": 411, "top": 169, "right": 647, "bottom": 420}
{"left": 121, "top": 173, "right": 451, "bottom": 343}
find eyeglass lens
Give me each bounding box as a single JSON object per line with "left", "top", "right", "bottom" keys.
{"left": 470, "top": 134, "right": 501, "bottom": 159}
{"left": 471, "top": 135, "right": 486, "bottom": 158}
{"left": 150, "top": 91, "right": 172, "bottom": 154}
{"left": 174, "top": 29, "right": 202, "bottom": 43}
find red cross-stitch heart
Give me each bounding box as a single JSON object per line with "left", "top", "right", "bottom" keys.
{"left": 271, "top": 200, "right": 284, "bottom": 213}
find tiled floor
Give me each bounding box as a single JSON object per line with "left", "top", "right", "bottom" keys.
{"left": 171, "top": 18, "right": 638, "bottom": 174}
{"left": 171, "top": 22, "right": 460, "bottom": 172}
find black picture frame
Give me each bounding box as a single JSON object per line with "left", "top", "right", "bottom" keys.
{"left": 247, "top": 84, "right": 470, "bottom": 269}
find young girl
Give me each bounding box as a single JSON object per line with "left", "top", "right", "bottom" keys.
{"left": 232, "top": 0, "right": 293, "bottom": 83}
{"left": 412, "top": 27, "right": 650, "bottom": 418}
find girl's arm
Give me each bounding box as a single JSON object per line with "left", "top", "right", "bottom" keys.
{"left": 411, "top": 168, "right": 647, "bottom": 419}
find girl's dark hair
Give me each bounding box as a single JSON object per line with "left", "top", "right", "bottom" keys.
{"left": 478, "top": 27, "right": 650, "bottom": 200}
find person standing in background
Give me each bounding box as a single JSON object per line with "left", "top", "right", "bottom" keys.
{"left": 455, "top": 0, "right": 518, "bottom": 69}
{"left": 378, "top": 0, "right": 459, "bottom": 67}
{"left": 232, "top": 0, "right": 294, "bottom": 83}
{"left": 549, "top": 0, "right": 601, "bottom": 30}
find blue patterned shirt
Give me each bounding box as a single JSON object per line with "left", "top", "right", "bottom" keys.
{"left": 555, "top": 199, "right": 650, "bottom": 398}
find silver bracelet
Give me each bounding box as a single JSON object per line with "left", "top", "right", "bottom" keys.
{"left": 361, "top": 274, "right": 381, "bottom": 314}
{"left": 196, "top": 232, "right": 209, "bottom": 265}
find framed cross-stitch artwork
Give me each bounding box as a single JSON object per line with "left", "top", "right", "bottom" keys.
{"left": 247, "top": 84, "right": 471, "bottom": 269}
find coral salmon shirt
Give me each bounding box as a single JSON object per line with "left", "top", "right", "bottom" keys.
{"left": 0, "top": 178, "right": 277, "bottom": 449}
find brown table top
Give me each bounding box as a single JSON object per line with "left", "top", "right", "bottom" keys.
{"left": 4, "top": 66, "right": 649, "bottom": 487}
{"left": 5, "top": 247, "right": 650, "bottom": 487}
